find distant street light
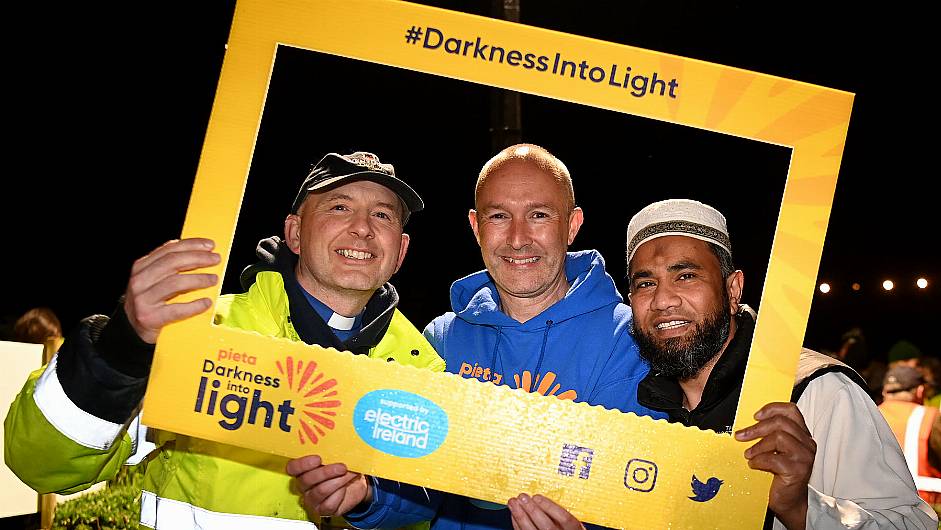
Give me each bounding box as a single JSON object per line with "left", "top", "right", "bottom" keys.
{"left": 883, "top": 280, "right": 894, "bottom": 291}
{"left": 819, "top": 283, "right": 831, "bottom": 294}
{"left": 851, "top": 282, "right": 861, "bottom": 291}
{"left": 917, "top": 278, "right": 928, "bottom": 289}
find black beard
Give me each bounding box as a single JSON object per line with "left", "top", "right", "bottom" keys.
{"left": 633, "top": 299, "right": 732, "bottom": 381}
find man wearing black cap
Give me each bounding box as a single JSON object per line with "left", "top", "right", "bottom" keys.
{"left": 879, "top": 365, "right": 941, "bottom": 508}
{"left": 5, "top": 152, "right": 443, "bottom": 530}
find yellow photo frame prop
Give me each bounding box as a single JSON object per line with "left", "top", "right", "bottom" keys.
{"left": 141, "top": 1, "right": 853, "bottom": 528}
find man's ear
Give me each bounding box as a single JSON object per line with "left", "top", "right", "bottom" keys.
{"left": 392, "top": 233, "right": 410, "bottom": 275}
{"left": 726, "top": 270, "right": 744, "bottom": 314}
{"left": 283, "top": 215, "right": 303, "bottom": 255}
{"left": 468, "top": 209, "right": 481, "bottom": 245}
{"left": 567, "top": 207, "right": 584, "bottom": 245}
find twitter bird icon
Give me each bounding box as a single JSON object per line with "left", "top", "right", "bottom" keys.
{"left": 689, "top": 475, "right": 723, "bottom": 502}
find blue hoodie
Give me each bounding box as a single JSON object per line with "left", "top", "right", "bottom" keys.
{"left": 344, "top": 251, "right": 665, "bottom": 530}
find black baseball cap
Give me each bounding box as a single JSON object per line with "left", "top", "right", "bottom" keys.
{"left": 883, "top": 365, "right": 925, "bottom": 393}
{"left": 290, "top": 152, "right": 424, "bottom": 217}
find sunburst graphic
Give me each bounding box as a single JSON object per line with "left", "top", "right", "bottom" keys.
{"left": 512, "top": 371, "right": 577, "bottom": 400}
{"left": 276, "top": 356, "right": 341, "bottom": 445}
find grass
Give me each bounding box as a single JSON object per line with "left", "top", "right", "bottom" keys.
{"left": 51, "top": 464, "right": 144, "bottom": 530}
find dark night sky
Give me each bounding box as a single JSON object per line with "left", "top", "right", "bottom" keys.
{"left": 3, "top": 2, "right": 937, "bottom": 361}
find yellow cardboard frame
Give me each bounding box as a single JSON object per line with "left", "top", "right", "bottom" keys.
{"left": 142, "top": 1, "right": 853, "bottom": 528}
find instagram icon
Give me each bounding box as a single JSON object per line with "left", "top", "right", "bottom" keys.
{"left": 624, "top": 458, "right": 658, "bottom": 492}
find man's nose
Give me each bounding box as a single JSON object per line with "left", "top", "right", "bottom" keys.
{"left": 650, "top": 282, "right": 681, "bottom": 311}
{"left": 506, "top": 218, "right": 532, "bottom": 250}
{"left": 349, "top": 211, "right": 374, "bottom": 238}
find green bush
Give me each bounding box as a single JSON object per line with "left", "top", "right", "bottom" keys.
{"left": 52, "top": 464, "right": 144, "bottom": 530}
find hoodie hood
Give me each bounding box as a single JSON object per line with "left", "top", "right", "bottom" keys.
{"left": 449, "top": 250, "right": 623, "bottom": 329}
{"left": 421, "top": 246, "right": 662, "bottom": 438}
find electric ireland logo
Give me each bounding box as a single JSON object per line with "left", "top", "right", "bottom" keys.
{"left": 353, "top": 389, "right": 448, "bottom": 458}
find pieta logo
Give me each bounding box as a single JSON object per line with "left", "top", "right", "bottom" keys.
{"left": 276, "top": 356, "right": 341, "bottom": 445}
{"left": 353, "top": 389, "right": 448, "bottom": 458}
{"left": 193, "top": 353, "right": 341, "bottom": 444}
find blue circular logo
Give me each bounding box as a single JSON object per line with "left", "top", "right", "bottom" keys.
{"left": 353, "top": 389, "right": 448, "bottom": 458}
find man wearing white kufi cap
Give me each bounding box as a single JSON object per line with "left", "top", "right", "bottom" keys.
{"left": 626, "top": 198, "right": 937, "bottom": 529}
{"left": 626, "top": 198, "right": 732, "bottom": 262}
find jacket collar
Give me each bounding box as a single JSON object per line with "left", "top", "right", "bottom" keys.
{"left": 637, "top": 309, "right": 754, "bottom": 417}
{"left": 243, "top": 236, "right": 398, "bottom": 354}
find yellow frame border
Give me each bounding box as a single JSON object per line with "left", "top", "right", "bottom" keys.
{"left": 142, "top": 1, "right": 853, "bottom": 528}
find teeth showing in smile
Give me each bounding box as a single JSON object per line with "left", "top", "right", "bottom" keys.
{"left": 337, "top": 249, "right": 373, "bottom": 260}
{"left": 504, "top": 256, "right": 538, "bottom": 264}
{"left": 657, "top": 320, "right": 689, "bottom": 330}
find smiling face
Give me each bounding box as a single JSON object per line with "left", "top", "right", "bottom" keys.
{"left": 628, "top": 236, "right": 743, "bottom": 380}
{"left": 468, "top": 159, "right": 583, "bottom": 320}
{"left": 285, "top": 180, "right": 409, "bottom": 315}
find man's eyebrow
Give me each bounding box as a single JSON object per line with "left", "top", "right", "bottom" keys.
{"left": 375, "top": 201, "right": 401, "bottom": 215}
{"left": 479, "top": 202, "right": 559, "bottom": 212}
{"left": 525, "top": 202, "right": 559, "bottom": 211}
{"left": 629, "top": 261, "right": 702, "bottom": 282}
{"left": 323, "top": 193, "right": 354, "bottom": 202}
{"left": 667, "top": 261, "right": 702, "bottom": 273}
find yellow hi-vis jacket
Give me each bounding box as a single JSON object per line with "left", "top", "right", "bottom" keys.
{"left": 5, "top": 269, "right": 444, "bottom": 529}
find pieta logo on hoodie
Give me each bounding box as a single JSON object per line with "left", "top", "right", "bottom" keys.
{"left": 353, "top": 390, "right": 448, "bottom": 457}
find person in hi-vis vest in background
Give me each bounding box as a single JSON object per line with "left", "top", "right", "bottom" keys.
{"left": 879, "top": 364, "right": 941, "bottom": 508}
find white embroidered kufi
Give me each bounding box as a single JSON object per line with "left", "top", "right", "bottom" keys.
{"left": 626, "top": 199, "right": 731, "bottom": 263}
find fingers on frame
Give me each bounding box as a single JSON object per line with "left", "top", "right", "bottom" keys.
{"left": 508, "top": 498, "right": 540, "bottom": 530}
{"left": 755, "top": 402, "right": 809, "bottom": 430}
{"left": 747, "top": 450, "right": 806, "bottom": 476}
{"left": 132, "top": 239, "right": 214, "bottom": 275}
{"left": 294, "top": 463, "right": 349, "bottom": 489}
{"left": 738, "top": 413, "right": 814, "bottom": 447}
{"left": 307, "top": 471, "right": 359, "bottom": 502}
{"left": 310, "top": 474, "right": 364, "bottom": 516}
{"left": 130, "top": 247, "right": 219, "bottom": 294}
{"left": 532, "top": 496, "right": 581, "bottom": 530}
{"left": 286, "top": 455, "right": 324, "bottom": 477}
{"left": 746, "top": 428, "right": 815, "bottom": 458}
{"left": 134, "top": 298, "right": 212, "bottom": 331}
{"left": 141, "top": 273, "right": 218, "bottom": 305}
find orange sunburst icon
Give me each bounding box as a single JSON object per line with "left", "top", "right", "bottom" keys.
{"left": 513, "top": 371, "right": 577, "bottom": 400}
{"left": 276, "top": 356, "right": 341, "bottom": 445}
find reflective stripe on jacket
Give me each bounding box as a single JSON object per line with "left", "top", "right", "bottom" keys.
{"left": 880, "top": 400, "right": 941, "bottom": 504}
{"left": 5, "top": 269, "right": 443, "bottom": 529}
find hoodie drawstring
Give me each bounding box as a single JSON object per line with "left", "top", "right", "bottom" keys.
{"left": 531, "top": 320, "right": 553, "bottom": 380}
{"left": 489, "top": 327, "right": 503, "bottom": 376}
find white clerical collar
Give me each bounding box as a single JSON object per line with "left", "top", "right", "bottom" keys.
{"left": 327, "top": 312, "right": 356, "bottom": 331}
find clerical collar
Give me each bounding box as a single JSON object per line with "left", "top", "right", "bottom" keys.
{"left": 299, "top": 286, "right": 363, "bottom": 339}
{"left": 327, "top": 312, "right": 356, "bottom": 330}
